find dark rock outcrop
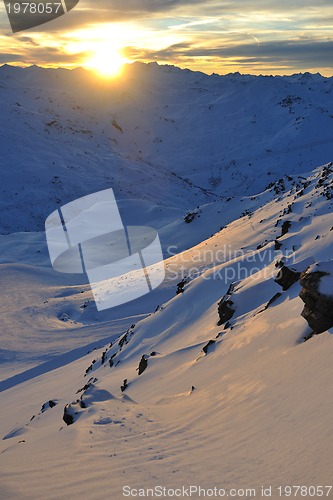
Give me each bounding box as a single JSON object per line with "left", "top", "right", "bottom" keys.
{"left": 279, "top": 220, "right": 292, "bottom": 237}
{"left": 121, "top": 379, "right": 128, "bottom": 392}
{"left": 217, "top": 284, "right": 236, "bottom": 326}
{"left": 137, "top": 355, "right": 148, "bottom": 375}
{"left": 109, "top": 353, "right": 117, "bottom": 367}
{"left": 275, "top": 265, "right": 300, "bottom": 291}
{"left": 202, "top": 340, "right": 216, "bottom": 354}
{"left": 274, "top": 239, "right": 282, "bottom": 250}
{"left": 176, "top": 277, "right": 188, "bottom": 295}
{"left": 264, "top": 292, "right": 282, "bottom": 310}
{"left": 41, "top": 400, "right": 57, "bottom": 413}
{"left": 184, "top": 211, "right": 197, "bottom": 223}
{"left": 101, "top": 350, "right": 107, "bottom": 365}
{"left": 63, "top": 404, "right": 75, "bottom": 426}
{"left": 299, "top": 269, "right": 333, "bottom": 334}
{"left": 217, "top": 299, "right": 234, "bottom": 326}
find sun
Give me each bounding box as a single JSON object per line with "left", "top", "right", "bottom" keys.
{"left": 86, "top": 46, "right": 127, "bottom": 78}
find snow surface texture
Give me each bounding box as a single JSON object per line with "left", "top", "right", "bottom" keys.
{"left": 0, "top": 64, "right": 332, "bottom": 499}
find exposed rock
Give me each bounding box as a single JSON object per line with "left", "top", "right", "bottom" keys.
{"left": 257, "top": 240, "right": 268, "bottom": 250}
{"left": 283, "top": 204, "right": 293, "bottom": 215}
{"left": 202, "top": 340, "right": 216, "bottom": 354}
{"left": 137, "top": 355, "right": 148, "bottom": 375}
{"left": 303, "top": 332, "right": 315, "bottom": 342}
{"left": 118, "top": 325, "right": 136, "bottom": 351}
{"left": 109, "top": 353, "right": 117, "bottom": 367}
{"left": 76, "top": 382, "right": 92, "bottom": 394}
{"left": 264, "top": 292, "right": 282, "bottom": 310}
{"left": 101, "top": 350, "right": 107, "bottom": 365}
{"left": 59, "top": 312, "right": 70, "bottom": 322}
{"left": 217, "top": 299, "right": 234, "bottom": 326}
{"left": 275, "top": 265, "right": 300, "bottom": 291}
{"left": 63, "top": 404, "right": 75, "bottom": 426}
{"left": 299, "top": 269, "right": 333, "bottom": 334}
{"left": 184, "top": 211, "right": 197, "bottom": 223}
{"left": 274, "top": 239, "right": 282, "bottom": 250}
{"left": 281, "top": 220, "right": 292, "bottom": 236}
{"left": 277, "top": 220, "right": 292, "bottom": 238}
{"left": 85, "top": 358, "right": 96, "bottom": 376}
{"left": 176, "top": 277, "right": 188, "bottom": 295}
{"left": 118, "top": 332, "right": 128, "bottom": 349}
{"left": 41, "top": 400, "right": 57, "bottom": 413}
{"left": 217, "top": 284, "right": 236, "bottom": 326}
{"left": 121, "top": 379, "right": 128, "bottom": 392}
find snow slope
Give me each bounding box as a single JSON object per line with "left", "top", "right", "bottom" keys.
{"left": 0, "top": 64, "right": 332, "bottom": 499}
{"left": 0, "top": 160, "right": 332, "bottom": 499}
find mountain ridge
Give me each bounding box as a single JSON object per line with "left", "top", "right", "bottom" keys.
{"left": 1, "top": 63, "right": 333, "bottom": 232}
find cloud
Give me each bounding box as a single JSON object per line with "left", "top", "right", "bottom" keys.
{"left": 181, "top": 39, "right": 333, "bottom": 60}
{"left": 80, "top": 0, "right": 332, "bottom": 16}
{"left": 124, "top": 37, "right": 333, "bottom": 72}
{"left": 0, "top": 0, "right": 206, "bottom": 32}
{"left": 0, "top": 0, "right": 332, "bottom": 74}
{"left": 0, "top": 52, "right": 24, "bottom": 62}
{"left": 2, "top": 0, "right": 332, "bottom": 33}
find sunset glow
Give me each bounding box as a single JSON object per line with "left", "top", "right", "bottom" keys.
{"left": 0, "top": 1, "right": 332, "bottom": 76}
{"left": 85, "top": 46, "right": 127, "bottom": 78}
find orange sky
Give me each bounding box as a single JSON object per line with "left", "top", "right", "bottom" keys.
{"left": 0, "top": 0, "right": 333, "bottom": 76}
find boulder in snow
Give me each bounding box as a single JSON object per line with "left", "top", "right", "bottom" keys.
{"left": 299, "top": 262, "right": 333, "bottom": 334}
{"left": 275, "top": 265, "right": 301, "bottom": 291}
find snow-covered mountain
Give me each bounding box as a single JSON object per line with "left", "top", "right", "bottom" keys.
{"left": 1, "top": 63, "right": 333, "bottom": 233}
{"left": 0, "top": 63, "right": 332, "bottom": 499}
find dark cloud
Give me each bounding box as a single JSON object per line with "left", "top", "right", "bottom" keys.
{"left": 124, "top": 38, "right": 333, "bottom": 70}
{"left": 6, "top": 0, "right": 206, "bottom": 33}
{"left": 119, "top": 0, "right": 331, "bottom": 19}
{"left": 0, "top": 53, "right": 24, "bottom": 62}
{"left": 183, "top": 39, "right": 333, "bottom": 59}
{"left": 21, "top": 49, "right": 85, "bottom": 63}
{"left": 16, "top": 36, "right": 39, "bottom": 45}
{"left": 3, "top": 0, "right": 332, "bottom": 33}
{"left": 0, "top": 43, "right": 85, "bottom": 65}
{"left": 3, "top": 32, "right": 331, "bottom": 72}
{"left": 0, "top": 0, "right": 332, "bottom": 74}
{"left": 80, "top": 0, "right": 332, "bottom": 15}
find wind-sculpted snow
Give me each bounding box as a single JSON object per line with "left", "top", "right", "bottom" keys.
{"left": 0, "top": 163, "right": 332, "bottom": 495}
{"left": 10, "top": 162, "right": 329, "bottom": 430}
{"left": 0, "top": 64, "right": 332, "bottom": 499}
